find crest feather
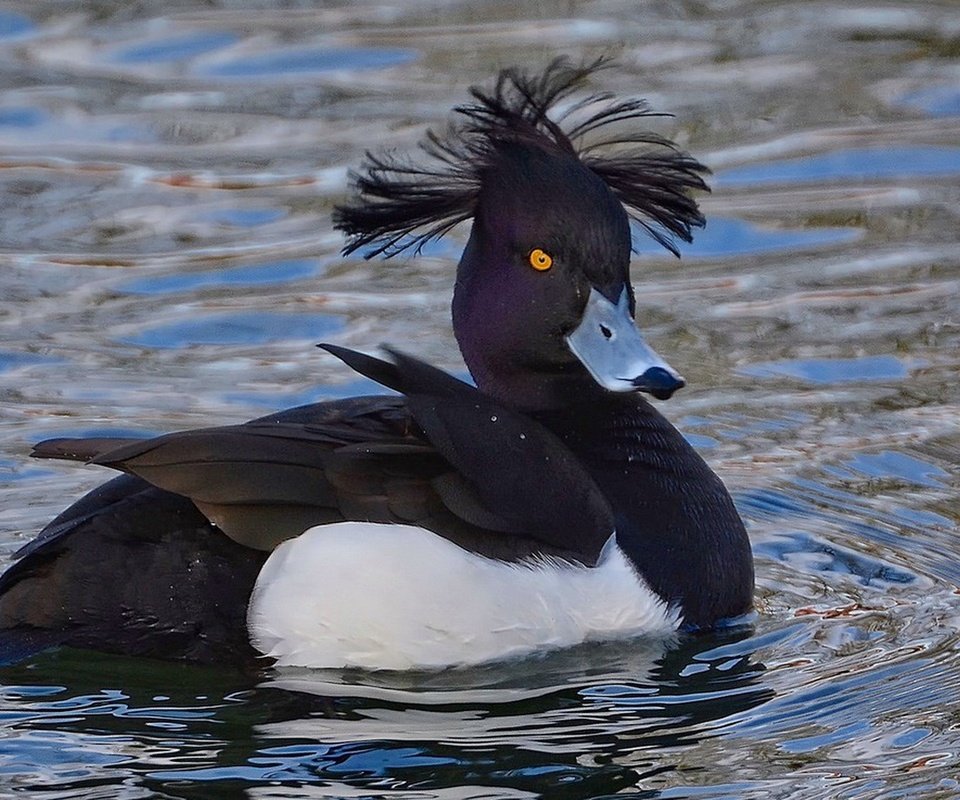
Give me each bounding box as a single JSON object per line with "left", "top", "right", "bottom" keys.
{"left": 333, "top": 57, "right": 709, "bottom": 258}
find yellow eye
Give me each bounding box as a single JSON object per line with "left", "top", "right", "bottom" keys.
{"left": 528, "top": 248, "right": 553, "bottom": 271}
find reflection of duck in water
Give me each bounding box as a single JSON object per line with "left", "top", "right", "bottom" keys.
{"left": 1, "top": 627, "right": 771, "bottom": 795}
{"left": 0, "top": 59, "right": 753, "bottom": 670}
{"left": 257, "top": 628, "right": 771, "bottom": 759}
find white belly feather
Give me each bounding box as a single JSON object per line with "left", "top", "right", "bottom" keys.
{"left": 247, "top": 521, "right": 678, "bottom": 671}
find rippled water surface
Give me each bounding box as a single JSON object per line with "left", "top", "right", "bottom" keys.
{"left": 1, "top": 1, "right": 959, "bottom": 798}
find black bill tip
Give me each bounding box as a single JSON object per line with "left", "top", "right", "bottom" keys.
{"left": 631, "top": 366, "right": 686, "bottom": 400}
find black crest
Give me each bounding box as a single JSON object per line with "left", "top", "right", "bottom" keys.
{"left": 333, "top": 57, "right": 710, "bottom": 258}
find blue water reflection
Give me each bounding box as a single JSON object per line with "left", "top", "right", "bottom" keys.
{"left": 122, "top": 311, "right": 342, "bottom": 348}
{"left": 121, "top": 259, "right": 321, "bottom": 295}
{"left": 633, "top": 216, "right": 861, "bottom": 258}
{"left": 752, "top": 528, "right": 916, "bottom": 586}
{"left": 151, "top": 743, "right": 457, "bottom": 782}
{"left": 842, "top": 450, "right": 950, "bottom": 489}
{"left": 0, "top": 457, "right": 51, "bottom": 482}
{"left": 896, "top": 86, "right": 960, "bottom": 117}
{"left": 739, "top": 354, "right": 910, "bottom": 383}
{"left": 0, "top": 11, "right": 32, "bottom": 38}
{"left": 716, "top": 146, "right": 960, "bottom": 186}
{"left": 0, "top": 107, "right": 45, "bottom": 128}
{"left": 0, "top": 352, "right": 57, "bottom": 372}
{"left": 206, "top": 208, "right": 286, "bottom": 228}
{"left": 113, "top": 32, "right": 237, "bottom": 63}
{"left": 202, "top": 47, "right": 418, "bottom": 78}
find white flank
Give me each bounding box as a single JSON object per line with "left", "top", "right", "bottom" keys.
{"left": 247, "top": 521, "right": 679, "bottom": 671}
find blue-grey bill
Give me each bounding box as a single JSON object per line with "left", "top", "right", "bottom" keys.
{"left": 565, "top": 287, "right": 685, "bottom": 400}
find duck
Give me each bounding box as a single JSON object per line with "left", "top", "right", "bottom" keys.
{"left": 0, "top": 58, "right": 754, "bottom": 671}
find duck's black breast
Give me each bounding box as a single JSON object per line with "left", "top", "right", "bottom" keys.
{"left": 534, "top": 394, "right": 755, "bottom": 629}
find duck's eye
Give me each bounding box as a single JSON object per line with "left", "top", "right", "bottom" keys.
{"left": 528, "top": 248, "right": 553, "bottom": 272}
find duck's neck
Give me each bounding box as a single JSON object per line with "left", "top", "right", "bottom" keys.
{"left": 463, "top": 359, "right": 605, "bottom": 413}
{"left": 532, "top": 392, "right": 701, "bottom": 467}
{"left": 452, "top": 231, "right": 605, "bottom": 413}
{"left": 532, "top": 393, "right": 755, "bottom": 629}
{"left": 454, "top": 311, "right": 611, "bottom": 412}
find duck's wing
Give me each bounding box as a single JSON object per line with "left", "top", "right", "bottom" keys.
{"left": 320, "top": 345, "right": 615, "bottom": 562}
{"left": 33, "top": 353, "right": 615, "bottom": 565}
{"left": 32, "top": 396, "right": 440, "bottom": 553}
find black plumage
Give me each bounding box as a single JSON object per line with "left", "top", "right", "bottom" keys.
{"left": 333, "top": 57, "right": 709, "bottom": 258}
{"left": 1, "top": 58, "right": 753, "bottom": 665}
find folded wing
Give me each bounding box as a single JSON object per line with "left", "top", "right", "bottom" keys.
{"left": 33, "top": 348, "right": 614, "bottom": 565}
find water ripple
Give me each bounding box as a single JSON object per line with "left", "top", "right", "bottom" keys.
{"left": 1, "top": 1, "right": 958, "bottom": 798}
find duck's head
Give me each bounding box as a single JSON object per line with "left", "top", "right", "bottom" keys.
{"left": 335, "top": 58, "right": 709, "bottom": 411}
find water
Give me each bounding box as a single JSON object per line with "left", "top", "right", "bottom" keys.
{"left": 1, "top": 1, "right": 959, "bottom": 797}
